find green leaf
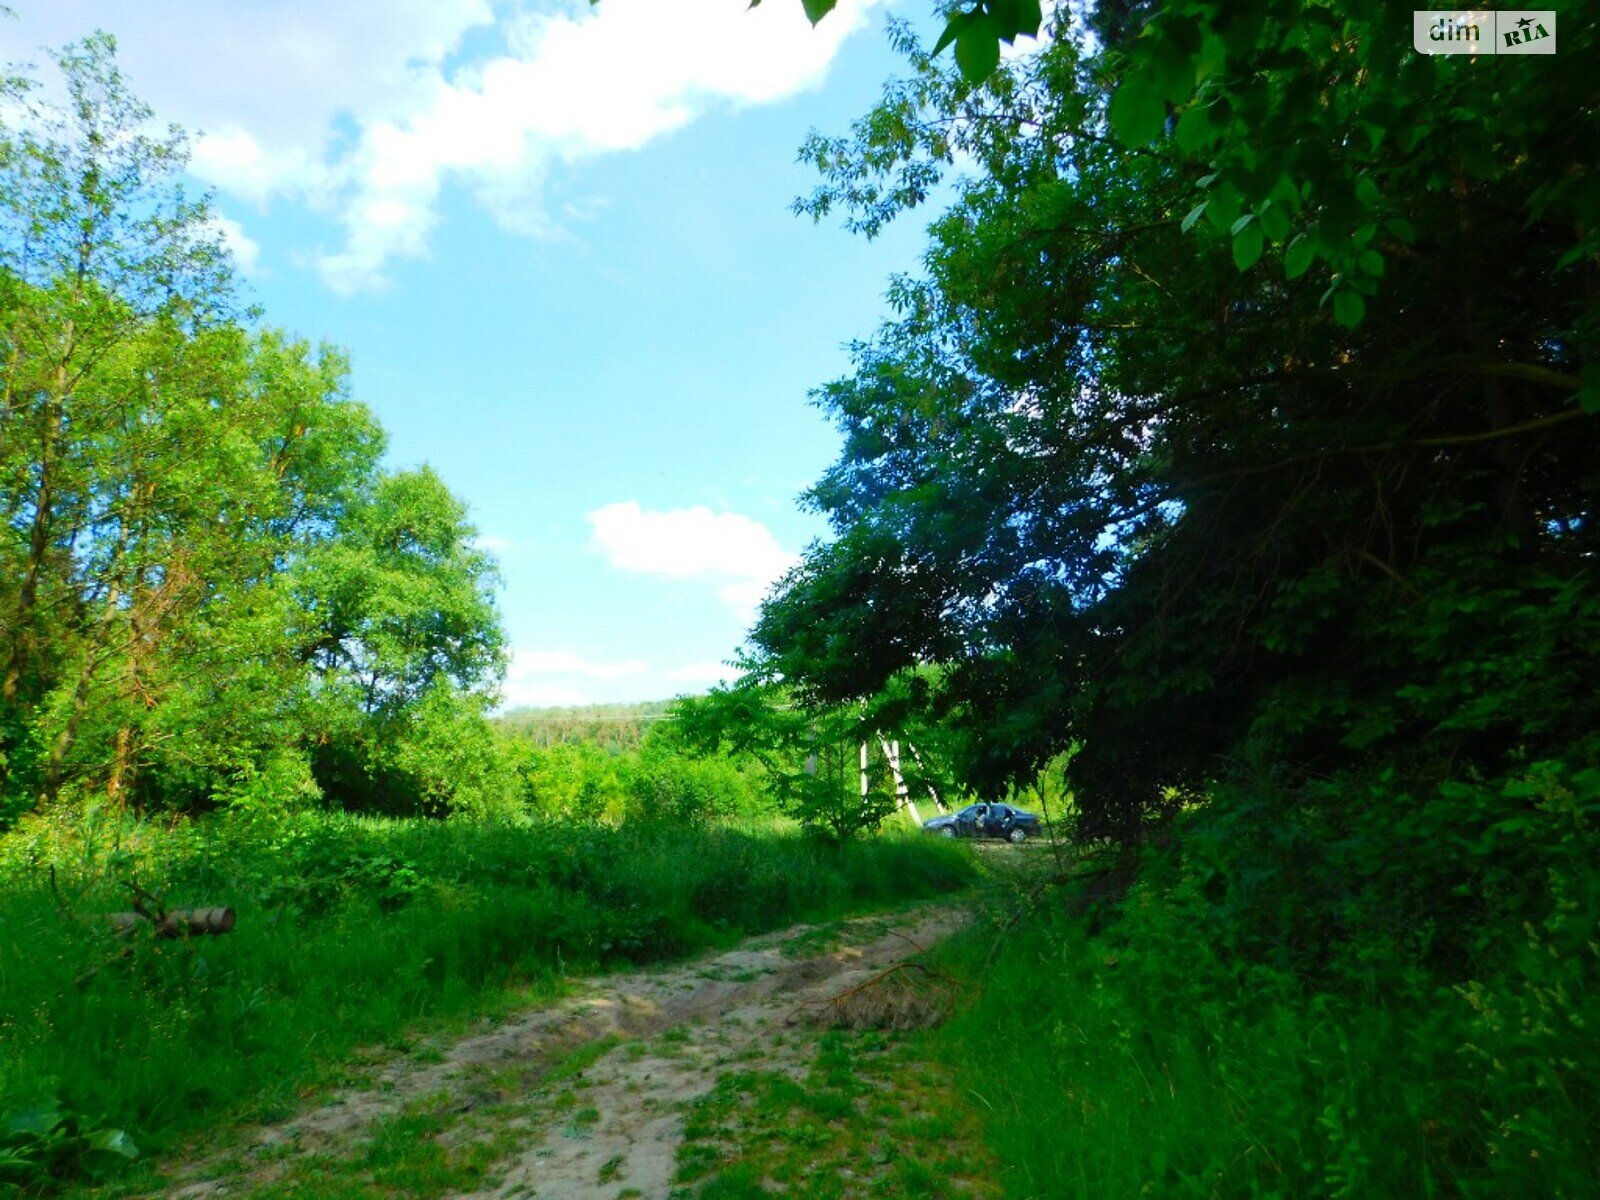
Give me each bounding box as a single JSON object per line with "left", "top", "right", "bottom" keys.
{"left": 1555, "top": 242, "right": 1593, "bottom": 271}
{"left": 1233, "top": 223, "right": 1265, "bottom": 271}
{"left": 1181, "top": 200, "right": 1208, "bottom": 233}
{"left": 1013, "top": 0, "right": 1044, "bottom": 40}
{"left": 1358, "top": 249, "right": 1385, "bottom": 277}
{"left": 990, "top": 0, "right": 1021, "bottom": 30}
{"left": 1354, "top": 172, "right": 1381, "bottom": 209}
{"left": 1110, "top": 74, "right": 1166, "bottom": 147}
{"left": 1333, "top": 289, "right": 1366, "bottom": 328}
{"left": 1284, "top": 234, "right": 1315, "bottom": 279}
{"left": 1229, "top": 212, "right": 1255, "bottom": 237}
{"left": 1195, "top": 31, "right": 1228, "bottom": 81}
{"left": 1385, "top": 216, "right": 1417, "bottom": 243}
{"left": 1204, "top": 183, "right": 1242, "bottom": 232}
{"left": 5, "top": 1108, "right": 64, "bottom": 1137}
{"left": 1269, "top": 174, "right": 1303, "bottom": 216}
{"left": 1580, "top": 364, "right": 1600, "bottom": 414}
{"left": 800, "top": 0, "right": 838, "bottom": 25}
{"left": 1258, "top": 202, "right": 1291, "bottom": 243}
{"left": 932, "top": 11, "right": 968, "bottom": 57}
{"left": 86, "top": 1129, "right": 139, "bottom": 1160}
{"left": 1151, "top": 40, "right": 1195, "bottom": 103}
{"left": 1177, "top": 104, "right": 1209, "bottom": 152}
{"left": 955, "top": 17, "right": 1003, "bottom": 85}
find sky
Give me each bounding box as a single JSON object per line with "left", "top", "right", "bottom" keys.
{"left": 0, "top": 0, "right": 946, "bottom": 708}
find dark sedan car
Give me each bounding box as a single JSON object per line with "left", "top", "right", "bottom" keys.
{"left": 923, "top": 801, "right": 1041, "bottom": 843}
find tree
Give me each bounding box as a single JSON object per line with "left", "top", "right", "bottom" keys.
{"left": 1, "top": 33, "right": 241, "bottom": 808}
{"left": 757, "top": 0, "right": 1044, "bottom": 86}
{"left": 675, "top": 681, "right": 907, "bottom": 840}
{"left": 1, "top": 36, "right": 510, "bottom": 822}
{"left": 750, "top": 7, "right": 1599, "bottom": 850}
{"left": 297, "top": 467, "right": 509, "bottom": 816}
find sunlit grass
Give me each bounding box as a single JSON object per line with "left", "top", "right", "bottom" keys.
{"left": 0, "top": 808, "right": 975, "bottom": 1192}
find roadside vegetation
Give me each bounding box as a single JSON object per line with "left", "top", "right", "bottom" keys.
{"left": 934, "top": 790, "right": 1598, "bottom": 1198}
{"left": 0, "top": 810, "right": 973, "bottom": 1193}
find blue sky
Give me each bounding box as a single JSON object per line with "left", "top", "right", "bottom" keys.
{"left": 0, "top": 0, "right": 945, "bottom": 707}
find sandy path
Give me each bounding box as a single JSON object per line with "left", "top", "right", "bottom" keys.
{"left": 162, "top": 900, "right": 969, "bottom": 1199}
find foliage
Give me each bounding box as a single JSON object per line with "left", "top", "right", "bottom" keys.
{"left": 1099, "top": 0, "right": 1600, "bottom": 346}
{"left": 496, "top": 716, "right": 768, "bottom": 826}
{"left": 762, "top": 0, "right": 1044, "bottom": 86}
{"left": 493, "top": 700, "right": 676, "bottom": 755}
{"left": 625, "top": 737, "right": 765, "bottom": 827}
{"left": 0, "top": 36, "right": 506, "bottom": 823}
{"left": 759, "top": 7, "right": 1598, "bottom": 846}
{"left": 763, "top": 14, "right": 1599, "bottom": 1188}
{"left": 675, "top": 681, "right": 926, "bottom": 841}
{"left": 0, "top": 1103, "right": 137, "bottom": 1194}
{"left": 0, "top": 806, "right": 976, "bottom": 1193}
{"left": 936, "top": 762, "right": 1600, "bottom": 1197}
{"left": 503, "top": 738, "right": 629, "bottom": 821}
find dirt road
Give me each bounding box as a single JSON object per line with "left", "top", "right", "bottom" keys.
{"left": 156, "top": 900, "right": 982, "bottom": 1200}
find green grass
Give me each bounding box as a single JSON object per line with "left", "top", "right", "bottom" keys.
{"left": 0, "top": 807, "right": 974, "bottom": 1194}
{"left": 673, "top": 1030, "right": 999, "bottom": 1199}
{"left": 932, "top": 863, "right": 1600, "bottom": 1199}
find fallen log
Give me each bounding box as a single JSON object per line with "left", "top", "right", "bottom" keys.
{"left": 104, "top": 906, "right": 236, "bottom": 939}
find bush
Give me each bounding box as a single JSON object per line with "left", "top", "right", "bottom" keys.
{"left": 626, "top": 751, "right": 764, "bottom": 826}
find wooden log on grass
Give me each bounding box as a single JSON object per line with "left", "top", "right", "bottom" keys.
{"left": 104, "top": 906, "right": 236, "bottom": 939}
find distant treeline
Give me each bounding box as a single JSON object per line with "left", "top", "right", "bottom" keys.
{"left": 494, "top": 701, "right": 677, "bottom": 755}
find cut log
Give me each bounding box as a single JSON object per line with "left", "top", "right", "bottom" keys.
{"left": 104, "top": 906, "right": 236, "bottom": 939}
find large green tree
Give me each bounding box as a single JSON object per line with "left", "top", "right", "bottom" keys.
{"left": 751, "top": 3, "right": 1599, "bottom": 861}
{"left": 1, "top": 36, "right": 509, "bottom": 822}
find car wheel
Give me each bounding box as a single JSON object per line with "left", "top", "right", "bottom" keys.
{"left": 940, "top": 826, "right": 957, "bottom": 838}
{"left": 1007, "top": 827, "right": 1028, "bottom": 844}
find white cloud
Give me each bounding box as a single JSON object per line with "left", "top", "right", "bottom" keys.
{"left": 499, "top": 646, "right": 651, "bottom": 709}
{"left": 670, "top": 659, "right": 740, "bottom": 686}
{"left": 0, "top": 1, "right": 494, "bottom": 161}
{"left": 309, "top": 0, "right": 880, "bottom": 291}
{"left": 589, "top": 499, "right": 797, "bottom": 615}
{"left": 509, "top": 648, "right": 650, "bottom": 679}
{"left": 207, "top": 212, "right": 262, "bottom": 275}
{"left": 0, "top": 0, "right": 880, "bottom": 292}
{"left": 499, "top": 680, "right": 591, "bottom": 709}
{"left": 472, "top": 533, "right": 514, "bottom": 553}
{"left": 191, "top": 128, "right": 330, "bottom": 208}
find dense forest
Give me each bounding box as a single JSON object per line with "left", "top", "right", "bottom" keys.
{"left": 3, "top": 1, "right": 1598, "bottom": 1196}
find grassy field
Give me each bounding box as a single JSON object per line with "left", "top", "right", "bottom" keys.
{"left": 0, "top": 808, "right": 975, "bottom": 1194}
